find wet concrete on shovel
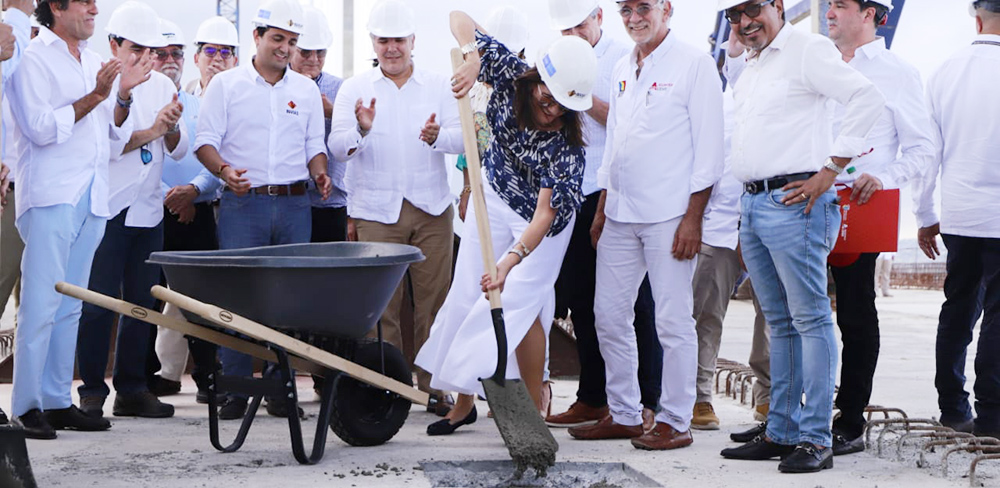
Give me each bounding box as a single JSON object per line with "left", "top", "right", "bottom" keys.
{"left": 420, "top": 461, "right": 661, "bottom": 488}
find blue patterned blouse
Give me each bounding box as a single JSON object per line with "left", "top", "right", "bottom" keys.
{"left": 476, "top": 32, "right": 585, "bottom": 237}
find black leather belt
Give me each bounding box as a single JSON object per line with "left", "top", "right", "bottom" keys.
{"left": 744, "top": 172, "right": 816, "bottom": 194}
{"left": 225, "top": 181, "right": 308, "bottom": 196}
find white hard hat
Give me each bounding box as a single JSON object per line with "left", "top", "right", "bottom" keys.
{"left": 297, "top": 6, "right": 333, "bottom": 50}
{"left": 485, "top": 6, "right": 530, "bottom": 54}
{"left": 159, "top": 19, "right": 186, "bottom": 46}
{"left": 105, "top": 1, "right": 168, "bottom": 48}
{"left": 548, "top": 0, "right": 599, "bottom": 31}
{"left": 367, "top": 0, "right": 416, "bottom": 38}
{"left": 252, "top": 0, "right": 305, "bottom": 35}
{"left": 869, "top": 0, "right": 894, "bottom": 11}
{"left": 194, "top": 17, "right": 240, "bottom": 47}
{"left": 718, "top": 0, "right": 747, "bottom": 10}
{"left": 537, "top": 36, "right": 597, "bottom": 112}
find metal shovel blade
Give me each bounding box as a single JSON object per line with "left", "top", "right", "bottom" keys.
{"left": 480, "top": 310, "right": 558, "bottom": 478}
{"left": 0, "top": 425, "right": 37, "bottom": 488}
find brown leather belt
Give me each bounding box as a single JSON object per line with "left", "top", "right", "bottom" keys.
{"left": 225, "top": 181, "right": 309, "bottom": 196}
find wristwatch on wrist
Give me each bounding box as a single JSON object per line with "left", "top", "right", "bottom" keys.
{"left": 823, "top": 157, "right": 845, "bottom": 175}
{"left": 460, "top": 41, "right": 477, "bottom": 56}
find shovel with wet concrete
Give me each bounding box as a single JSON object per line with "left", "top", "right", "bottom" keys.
{"left": 451, "top": 47, "right": 559, "bottom": 478}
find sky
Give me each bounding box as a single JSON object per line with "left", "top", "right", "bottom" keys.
{"left": 84, "top": 0, "right": 975, "bottom": 259}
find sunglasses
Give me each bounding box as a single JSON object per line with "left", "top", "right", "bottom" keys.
{"left": 154, "top": 49, "right": 184, "bottom": 61}
{"left": 201, "top": 46, "right": 234, "bottom": 60}
{"left": 534, "top": 85, "right": 566, "bottom": 115}
{"left": 725, "top": 0, "right": 776, "bottom": 24}
{"left": 297, "top": 49, "right": 327, "bottom": 59}
{"left": 141, "top": 144, "right": 152, "bottom": 165}
{"left": 618, "top": 3, "right": 659, "bottom": 19}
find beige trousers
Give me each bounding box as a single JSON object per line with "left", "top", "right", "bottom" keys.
{"left": 355, "top": 200, "right": 454, "bottom": 396}
{"left": 0, "top": 186, "right": 24, "bottom": 315}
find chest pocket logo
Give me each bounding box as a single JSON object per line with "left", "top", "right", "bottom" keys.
{"left": 286, "top": 100, "right": 299, "bottom": 116}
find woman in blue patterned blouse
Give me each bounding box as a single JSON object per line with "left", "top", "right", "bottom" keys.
{"left": 414, "top": 11, "right": 598, "bottom": 436}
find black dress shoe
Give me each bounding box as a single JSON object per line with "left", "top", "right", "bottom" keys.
{"left": 832, "top": 433, "right": 865, "bottom": 456}
{"left": 778, "top": 443, "right": 833, "bottom": 473}
{"left": 427, "top": 406, "right": 477, "bottom": 436}
{"left": 148, "top": 375, "right": 182, "bottom": 397}
{"left": 0, "top": 407, "right": 8, "bottom": 425}
{"left": 113, "top": 391, "right": 175, "bottom": 418}
{"left": 973, "top": 424, "right": 1000, "bottom": 440}
{"left": 44, "top": 405, "right": 111, "bottom": 431}
{"left": 196, "top": 388, "right": 210, "bottom": 405}
{"left": 730, "top": 421, "right": 768, "bottom": 443}
{"left": 721, "top": 434, "right": 795, "bottom": 460}
{"left": 15, "top": 409, "right": 56, "bottom": 440}
{"left": 265, "top": 397, "right": 305, "bottom": 419}
{"left": 941, "top": 417, "right": 975, "bottom": 433}
{"left": 218, "top": 397, "right": 249, "bottom": 420}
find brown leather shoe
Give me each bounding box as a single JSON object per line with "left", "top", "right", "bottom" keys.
{"left": 568, "top": 415, "right": 643, "bottom": 440}
{"left": 631, "top": 422, "right": 694, "bottom": 450}
{"left": 546, "top": 401, "right": 609, "bottom": 428}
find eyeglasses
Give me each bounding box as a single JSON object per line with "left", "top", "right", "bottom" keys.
{"left": 618, "top": 3, "right": 659, "bottom": 19}
{"left": 534, "top": 85, "right": 566, "bottom": 115}
{"left": 297, "top": 49, "right": 327, "bottom": 59}
{"left": 140, "top": 144, "right": 152, "bottom": 165}
{"left": 154, "top": 49, "right": 184, "bottom": 61}
{"left": 201, "top": 46, "right": 234, "bottom": 60}
{"left": 725, "top": 0, "right": 776, "bottom": 24}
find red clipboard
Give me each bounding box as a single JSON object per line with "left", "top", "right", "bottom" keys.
{"left": 828, "top": 187, "right": 899, "bottom": 267}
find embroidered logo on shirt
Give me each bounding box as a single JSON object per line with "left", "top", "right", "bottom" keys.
{"left": 286, "top": 100, "right": 299, "bottom": 115}
{"left": 649, "top": 82, "right": 673, "bottom": 91}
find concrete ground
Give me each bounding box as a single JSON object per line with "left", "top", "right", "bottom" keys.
{"left": 0, "top": 288, "right": 984, "bottom": 487}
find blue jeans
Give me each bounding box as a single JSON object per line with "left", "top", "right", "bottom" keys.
{"left": 12, "top": 184, "right": 106, "bottom": 416}
{"left": 936, "top": 234, "right": 999, "bottom": 430}
{"left": 77, "top": 209, "right": 164, "bottom": 398}
{"left": 739, "top": 187, "right": 840, "bottom": 447}
{"left": 216, "top": 191, "right": 311, "bottom": 397}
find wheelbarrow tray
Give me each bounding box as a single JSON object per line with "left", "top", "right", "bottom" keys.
{"left": 147, "top": 242, "right": 425, "bottom": 338}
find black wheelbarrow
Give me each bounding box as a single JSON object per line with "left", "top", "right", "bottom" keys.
{"left": 56, "top": 242, "right": 428, "bottom": 465}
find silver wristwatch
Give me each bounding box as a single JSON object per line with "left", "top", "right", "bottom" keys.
{"left": 823, "top": 157, "right": 845, "bottom": 175}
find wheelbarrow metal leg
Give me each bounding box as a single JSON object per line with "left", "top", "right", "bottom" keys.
{"left": 271, "top": 347, "right": 334, "bottom": 465}
{"left": 207, "top": 372, "right": 266, "bottom": 453}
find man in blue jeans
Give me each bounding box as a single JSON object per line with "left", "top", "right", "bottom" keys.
{"left": 195, "top": 0, "right": 331, "bottom": 420}
{"left": 915, "top": 0, "right": 1000, "bottom": 440}
{"left": 76, "top": 1, "right": 185, "bottom": 421}
{"left": 717, "top": 0, "right": 883, "bottom": 473}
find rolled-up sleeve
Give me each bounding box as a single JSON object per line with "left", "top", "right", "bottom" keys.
{"left": 802, "top": 38, "right": 884, "bottom": 159}
{"left": 477, "top": 31, "right": 526, "bottom": 93}
{"left": 195, "top": 76, "right": 226, "bottom": 152}
{"left": 166, "top": 119, "right": 190, "bottom": 160}
{"left": 10, "top": 53, "right": 76, "bottom": 146}
{"left": 2, "top": 8, "right": 30, "bottom": 83}
{"left": 430, "top": 79, "right": 464, "bottom": 155}
{"left": 687, "top": 54, "right": 725, "bottom": 194}
{"left": 328, "top": 77, "right": 367, "bottom": 162}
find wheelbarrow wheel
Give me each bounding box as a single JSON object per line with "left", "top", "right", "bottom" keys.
{"left": 329, "top": 340, "right": 411, "bottom": 446}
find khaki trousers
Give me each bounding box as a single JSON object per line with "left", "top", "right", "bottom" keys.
{"left": 747, "top": 281, "right": 771, "bottom": 406}
{"left": 355, "top": 200, "right": 454, "bottom": 396}
{"left": 693, "top": 244, "right": 742, "bottom": 403}
{"left": 1, "top": 186, "right": 24, "bottom": 314}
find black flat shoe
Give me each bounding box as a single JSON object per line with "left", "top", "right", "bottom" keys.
{"left": 16, "top": 409, "right": 56, "bottom": 440}
{"left": 778, "top": 443, "right": 833, "bottom": 473}
{"left": 721, "top": 434, "right": 795, "bottom": 460}
{"left": 730, "top": 421, "right": 767, "bottom": 443}
{"left": 44, "top": 405, "right": 111, "bottom": 431}
{"left": 831, "top": 433, "right": 865, "bottom": 456}
{"left": 427, "top": 406, "right": 477, "bottom": 436}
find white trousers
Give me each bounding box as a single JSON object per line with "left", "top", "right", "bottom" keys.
{"left": 594, "top": 216, "right": 698, "bottom": 431}
{"left": 415, "top": 181, "right": 572, "bottom": 396}
{"left": 154, "top": 303, "right": 189, "bottom": 382}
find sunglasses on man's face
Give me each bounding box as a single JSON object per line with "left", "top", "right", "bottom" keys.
{"left": 725, "top": 0, "right": 776, "bottom": 24}
{"left": 154, "top": 49, "right": 184, "bottom": 61}
{"left": 201, "top": 46, "right": 234, "bottom": 60}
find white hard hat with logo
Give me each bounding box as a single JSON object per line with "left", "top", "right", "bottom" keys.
{"left": 548, "top": 0, "right": 599, "bottom": 31}
{"left": 105, "top": 1, "right": 168, "bottom": 48}
{"left": 159, "top": 19, "right": 185, "bottom": 47}
{"left": 537, "top": 35, "right": 597, "bottom": 112}
{"left": 195, "top": 17, "right": 240, "bottom": 47}
{"left": 298, "top": 6, "right": 333, "bottom": 50}
{"left": 485, "top": 6, "right": 530, "bottom": 54}
{"left": 253, "top": 0, "right": 306, "bottom": 35}
{"left": 367, "top": 0, "right": 416, "bottom": 38}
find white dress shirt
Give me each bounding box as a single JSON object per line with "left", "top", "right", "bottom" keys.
{"left": 914, "top": 34, "right": 1000, "bottom": 238}
{"left": 195, "top": 61, "right": 326, "bottom": 187}
{"left": 830, "top": 38, "right": 935, "bottom": 190}
{"left": 108, "top": 71, "right": 189, "bottom": 227}
{"left": 581, "top": 32, "right": 631, "bottom": 197}
{"left": 729, "top": 24, "right": 884, "bottom": 182}
{"left": 9, "top": 27, "right": 132, "bottom": 220}
{"left": 599, "top": 33, "right": 725, "bottom": 224}
{"left": 329, "top": 65, "right": 463, "bottom": 224}
{"left": 2, "top": 99, "right": 20, "bottom": 182}
{"left": 703, "top": 90, "right": 741, "bottom": 251}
